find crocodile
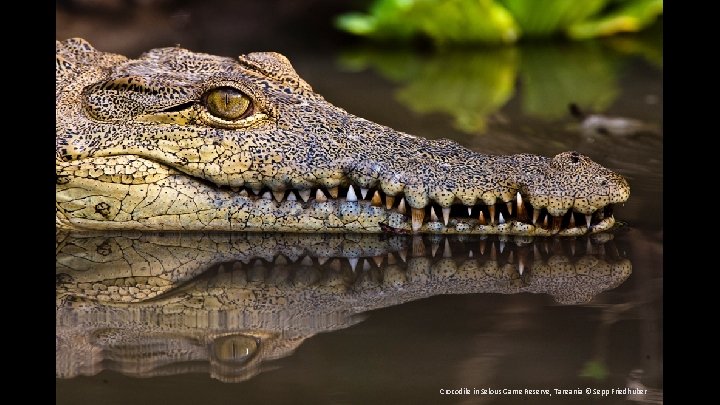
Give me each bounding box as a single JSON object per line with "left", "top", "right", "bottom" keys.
{"left": 56, "top": 232, "right": 631, "bottom": 382}
{"left": 56, "top": 38, "right": 630, "bottom": 235}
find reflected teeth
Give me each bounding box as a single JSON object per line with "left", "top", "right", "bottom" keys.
{"left": 360, "top": 188, "right": 369, "bottom": 199}
{"left": 443, "top": 239, "right": 452, "bottom": 258}
{"left": 298, "top": 189, "right": 311, "bottom": 202}
{"left": 398, "top": 198, "right": 407, "bottom": 214}
{"left": 411, "top": 207, "right": 425, "bottom": 232}
{"left": 385, "top": 196, "right": 395, "bottom": 209}
{"left": 315, "top": 189, "right": 327, "bottom": 202}
{"left": 442, "top": 207, "right": 451, "bottom": 226}
{"left": 371, "top": 190, "right": 383, "bottom": 206}
{"left": 346, "top": 186, "right": 358, "bottom": 202}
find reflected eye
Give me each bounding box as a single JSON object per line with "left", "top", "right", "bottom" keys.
{"left": 212, "top": 334, "right": 259, "bottom": 364}
{"left": 203, "top": 87, "right": 251, "bottom": 120}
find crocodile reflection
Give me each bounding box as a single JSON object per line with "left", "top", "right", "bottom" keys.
{"left": 56, "top": 232, "right": 631, "bottom": 383}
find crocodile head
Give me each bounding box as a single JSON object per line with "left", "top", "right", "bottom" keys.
{"left": 56, "top": 38, "right": 630, "bottom": 235}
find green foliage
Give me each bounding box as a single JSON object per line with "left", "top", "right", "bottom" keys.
{"left": 335, "top": 0, "right": 663, "bottom": 44}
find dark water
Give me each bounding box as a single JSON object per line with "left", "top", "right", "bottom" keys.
{"left": 57, "top": 4, "right": 662, "bottom": 404}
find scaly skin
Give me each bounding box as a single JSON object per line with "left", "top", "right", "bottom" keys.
{"left": 56, "top": 38, "right": 630, "bottom": 235}
{"left": 56, "top": 232, "right": 632, "bottom": 382}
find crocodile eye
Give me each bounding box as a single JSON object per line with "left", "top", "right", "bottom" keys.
{"left": 203, "top": 87, "right": 251, "bottom": 120}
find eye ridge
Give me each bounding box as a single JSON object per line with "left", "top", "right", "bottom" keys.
{"left": 203, "top": 86, "right": 252, "bottom": 121}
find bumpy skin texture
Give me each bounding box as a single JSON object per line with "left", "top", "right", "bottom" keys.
{"left": 56, "top": 38, "right": 630, "bottom": 235}
{"left": 56, "top": 232, "right": 631, "bottom": 382}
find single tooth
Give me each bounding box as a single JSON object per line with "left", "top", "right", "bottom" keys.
{"left": 272, "top": 190, "right": 285, "bottom": 202}
{"left": 468, "top": 249, "right": 474, "bottom": 258}
{"left": 298, "top": 189, "right": 311, "bottom": 202}
{"left": 398, "top": 249, "right": 407, "bottom": 262}
{"left": 478, "top": 211, "right": 486, "bottom": 225}
{"left": 362, "top": 259, "right": 371, "bottom": 272}
{"left": 430, "top": 207, "right": 439, "bottom": 222}
{"left": 328, "top": 186, "right": 339, "bottom": 198}
{"left": 585, "top": 214, "right": 592, "bottom": 229}
{"left": 239, "top": 189, "right": 249, "bottom": 197}
{"left": 398, "top": 198, "right": 407, "bottom": 214}
{"left": 346, "top": 186, "right": 358, "bottom": 202}
{"left": 360, "top": 188, "right": 369, "bottom": 199}
{"left": 442, "top": 207, "right": 451, "bottom": 226}
{"left": 506, "top": 201, "right": 513, "bottom": 216}
{"left": 431, "top": 240, "right": 440, "bottom": 257}
{"left": 385, "top": 195, "right": 395, "bottom": 209}
{"left": 568, "top": 212, "right": 575, "bottom": 228}
{"left": 499, "top": 212, "right": 506, "bottom": 224}
{"left": 251, "top": 187, "right": 261, "bottom": 195}
{"left": 371, "top": 191, "right": 383, "bottom": 206}
{"left": 318, "top": 256, "right": 329, "bottom": 266}
{"left": 443, "top": 239, "right": 452, "bottom": 258}
{"left": 552, "top": 215, "right": 562, "bottom": 231}
{"left": 300, "top": 256, "right": 313, "bottom": 266}
{"left": 286, "top": 192, "right": 297, "bottom": 201}
{"left": 262, "top": 191, "right": 272, "bottom": 200}
{"left": 489, "top": 205, "right": 496, "bottom": 225}
{"left": 468, "top": 206, "right": 472, "bottom": 216}
{"left": 518, "top": 261, "right": 524, "bottom": 276}
{"left": 543, "top": 215, "right": 549, "bottom": 228}
{"left": 348, "top": 257, "right": 359, "bottom": 272}
{"left": 411, "top": 207, "right": 425, "bottom": 232}
{"left": 372, "top": 255, "right": 384, "bottom": 267}
{"left": 315, "top": 189, "right": 327, "bottom": 202}
{"left": 532, "top": 209, "right": 540, "bottom": 224}
{"left": 516, "top": 192, "right": 527, "bottom": 221}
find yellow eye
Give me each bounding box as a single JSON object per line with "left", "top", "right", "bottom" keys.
{"left": 203, "top": 87, "right": 251, "bottom": 120}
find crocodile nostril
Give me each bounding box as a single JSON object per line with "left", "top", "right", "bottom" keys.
{"left": 570, "top": 151, "right": 580, "bottom": 163}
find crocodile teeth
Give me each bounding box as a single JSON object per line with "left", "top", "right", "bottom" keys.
{"left": 443, "top": 239, "right": 452, "bottom": 258}
{"left": 298, "top": 189, "right": 311, "bottom": 202}
{"left": 371, "top": 191, "right": 382, "bottom": 206}
{"left": 489, "top": 205, "right": 496, "bottom": 225}
{"left": 346, "top": 186, "right": 358, "bottom": 202}
{"left": 499, "top": 212, "right": 506, "bottom": 224}
{"left": 360, "top": 188, "right": 369, "bottom": 199}
{"left": 328, "top": 186, "right": 339, "bottom": 198}
{"left": 468, "top": 250, "right": 474, "bottom": 258}
{"left": 543, "top": 215, "right": 548, "bottom": 228}
{"left": 532, "top": 209, "right": 540, "bottom": 224}
{"left": 430, "top": 206, "right": 439, "bottom": 222}
{"left": 239, "top": 189, "right": 249, "bottom": 197}
{"left": 569, "top": 213, "right": 575, "bottom": 227}
{"left": 478, "top": 211, "right": 486, "bottom": 225}
{"left": 385, "top": 195, "right": 395, "bottom": 209}
{"left": 348, "top": 257, "right": 358, "bottom": 272}
{"left": 518, "top": 261, "right": 524, "bottom": 275}
{"left": 411, "top": 207, "right": 424, "bottom": 232}
{"left": 362, "top": 260, "right": 371, "bottom": 272}
{"left": 315, "top": 189, "right": 327, "bottom": 202}
{"left": 398, "top": 198, "right": 407, "bottom": 214}
{"left": 372, "top": 255, "right": 384, "bottom": 267}
{"left": 586, "top": 215, "right": 592, "bottom": 229}
{"left": 286, "top": 192, "right": 297, "bottom": 201}
{"left": 262, "top": 191, "right": 272, "bottom": 200}
{"left": 251, "top": 187, "right": 261, "bottom": 195}
{"left": 468, "top": 206, "right": 472, "bottom": 216}
{"left": 272, "top": 190, "right": 285, "bottom": 202}
{"left": 552, "top": 216, "right": 562, "bottom": 231}
{"left": 442, "top": 207, "right": 451, "bottom": 226}
{"left": 431, "top": 240, "right": 440, "bottom": 257}
{"left": 398, "top": 249, "right": 407, "bottom": 262}
{"left": 516, "top": 192, "right": 526, "bottom": 221}
{"left": 506, "top": 201, "right": 513, "bottom": 215}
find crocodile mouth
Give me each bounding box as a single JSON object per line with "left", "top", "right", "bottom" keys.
{"left": 56, "top": 155, "right": 618, "bottom": 235}
{"left": 214, "top": 182, "right": 617, "bottom": 236}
